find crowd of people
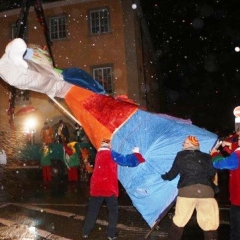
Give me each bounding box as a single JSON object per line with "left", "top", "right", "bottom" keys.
{"left": 39, "top": 120, "right": 94, "bottom": 184}
{"left": 160, "top": 133, "right": 240, "bottom": 240}
{"left": 81, "top": 133, "right": 240, "bottom": 240}
{"left": 37, "top": 118, "right": 240, "bottom": 240}
{"left": 40, "top": 120, "right": 87, "bottom": 145}
{"left": 1, "top": 38, "right": 239, "bottom": 240}
{"left": 25, "top": 118, "right": 240, "bottom": 240}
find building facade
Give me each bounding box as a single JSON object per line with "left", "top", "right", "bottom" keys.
{"left": 0, "top": 0, "right": 161, "bottom": 144}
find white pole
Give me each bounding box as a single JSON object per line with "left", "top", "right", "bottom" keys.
{"left": 49, "top": 96, "right": 82, "bottom": 126}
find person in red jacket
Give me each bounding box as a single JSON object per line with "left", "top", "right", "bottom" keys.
{"left": 82, "top": 139, "right": 145, "bottom": 240}
{"left": 211, "top": 137, "right": 240, "bottom": 240}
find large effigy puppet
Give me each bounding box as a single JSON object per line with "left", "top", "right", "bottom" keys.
{"left": 0, "top": 38, "right": 218, "bottom": 228}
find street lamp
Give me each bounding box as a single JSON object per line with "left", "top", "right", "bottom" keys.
{"left": 25, "top": 118, "right": 36, "bottom": 145}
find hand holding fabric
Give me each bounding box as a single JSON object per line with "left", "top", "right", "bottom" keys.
{"left": 161, "top": 173, "right": 168, "bottom": 180}
{"left": 132, "top": 147, "right": 140, "bottom": 153}
{"left": 132, "top": 147, "right": 145, "bottom": 163}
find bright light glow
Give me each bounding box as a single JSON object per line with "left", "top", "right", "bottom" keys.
{"left": 132, "top": 3, "right": 137, "bottom": 9}
{"left": 28, "top": 226, "right": 36, "bottom": 233}
{"left": 26, "top": 118, "right": 36, "bottom": 128}
{"left": 235, "top": 47, "right": 240, "bottom": 52}
{"left": 235, "top": 117, "right": 240, "bottom": 123}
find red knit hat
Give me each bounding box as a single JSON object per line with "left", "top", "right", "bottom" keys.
{"left": 187, "top": 135, "right": 199, "bottom": 146}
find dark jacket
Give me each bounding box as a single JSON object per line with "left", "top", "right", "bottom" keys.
{"left": 162, "top": 150, "right": 216, "bottom": 189}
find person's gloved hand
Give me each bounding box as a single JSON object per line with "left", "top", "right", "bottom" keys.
{"left": 132, "top": 147, "right": 140, "bottom": 153}
{"left": 161, "top": 173, "right": 168, "bottom": 180}
{"left": 0, "top": 38, "right": 73, "bottom": 98}
{"left": 132, "top": 147, "right": 145, "bottom": 164}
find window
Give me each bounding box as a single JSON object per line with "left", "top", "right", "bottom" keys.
{"left": 15, "top": 89, "right": 31, "bottom": 105}
{"left": 49, "top": 16, "right": 67, "bottom": 40}
{"left": 11, "top": 23, "right": 18, "bottom": 39}
{"left": 93, "top": 66, "right": 113, "bottom": 94}
{"left": 89, "top": 8, "right": 110, "bottom": 34}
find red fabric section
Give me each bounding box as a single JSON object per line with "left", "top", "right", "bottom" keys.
{"left": 65, "top": 87, "right": 113, "bottom": 149}
{"left": 65, "top": 86, "right": 137, "bottom": 149}
{"left": 82, "top": 94, "right": 138, "bottom": 133}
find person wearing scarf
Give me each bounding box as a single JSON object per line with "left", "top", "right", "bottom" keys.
{"left": 161, "top": 135, "right": 219, "bottom": 240}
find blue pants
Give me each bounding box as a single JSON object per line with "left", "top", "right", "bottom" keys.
{"left": 82, "top": 195, "right": 118, "bottom": 238}
{"left": 230, "top": 204, "right": 240, "bottom": 240}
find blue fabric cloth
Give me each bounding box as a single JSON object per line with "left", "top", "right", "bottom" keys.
{"left": 111, "top": 109, "right": 218, "bottom": 227}
{"left": 62, "top": 67, "right": 106, "bottom": 94}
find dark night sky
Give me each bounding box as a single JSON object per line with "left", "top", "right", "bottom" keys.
{"left": 1, "top": 0, "right": 240, "bottom": 134}
{"left": 140, "top": 0, "right": 240, "bottom": 134}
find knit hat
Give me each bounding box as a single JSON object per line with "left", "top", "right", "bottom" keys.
{"left": 101, "top": 139, "right": 110, "bottom": 148}
{"left": 187, "top": 135, "right": 199, "bottom": 146}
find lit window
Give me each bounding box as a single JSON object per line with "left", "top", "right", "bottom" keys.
{"left": 49, "top": 16, "right": 67, "bottom": 40}
{"left": 93, "top": 67, "right": 113, "bottom": 94}
{"left": 89, "top": 8, "right": 110, "bottom": 34}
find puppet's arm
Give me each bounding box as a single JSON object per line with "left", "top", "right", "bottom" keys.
{"left": 0, "top": 38, "right": 73, "bottom": 98}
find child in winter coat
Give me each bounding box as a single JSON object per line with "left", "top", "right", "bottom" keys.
{"left": 63, "top": 142, "right": 80, "bottom": 182}
{"left": 39, "top": 144, "right": 52, "bottom": 182}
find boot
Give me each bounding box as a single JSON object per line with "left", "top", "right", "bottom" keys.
{"left": 167, "top": 223, "right": 184, "bottom": 240}
{"left": 204, "top": 230, "right": 218, "bottom": 240}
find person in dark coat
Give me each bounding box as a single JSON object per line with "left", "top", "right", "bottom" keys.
{"left": 161, "top": 135, "right": 219, "bottom": 240}
{"left": 57, "top": 120, "right": 70, "bottom": 144}
{"left": 74, "top": 123, "right": 85, "bottom": 142}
